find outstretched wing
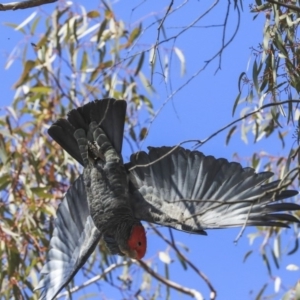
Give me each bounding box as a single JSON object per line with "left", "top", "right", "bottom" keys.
{"left": 35, "top": 176, "right": 101, "bottom": 300}
{"left": 48, "top": 98, "right": 127, "bottom": 165}
{"left": 128, "top": 146, "right": 299, "bottom": 234}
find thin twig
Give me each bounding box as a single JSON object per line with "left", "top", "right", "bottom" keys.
{"left": 150, "top": 0, "right": 174, "bottom": 82}
{"left": 56, "top": 261, "right": 129, "bottom": 299}
{"left": 0, "top": 0, "right": 57, "bottom": 11}
{"left": 129, "top": 100, "right": 300, "bottom": 171}
{"left": 217, "top": 0, "right": 233, "bottom": 72}
{"left": 128, "top": 139, "right": 200, "bottom": 171}
{"left": 197, "top": 100, "right": 300, "bottom": 149}
{"left": 151, "top": 225, "right": 217, "bottom": 300}
{"left": 140, "top": 0, "right": 241, "bottom": 148}
{"left": 137, "top": 260, "right": 204, "bottom": 300}
{"left": 266, "top": 0, "right": 300, "bottom": 13}
{"left": 234, "top": 202, "right": 254, "bottom": 244}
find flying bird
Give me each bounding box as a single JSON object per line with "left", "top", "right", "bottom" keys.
{"left": 36, "top": 98, "right": 299, "bottom": 299}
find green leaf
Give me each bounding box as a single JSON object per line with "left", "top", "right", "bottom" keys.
{"left": 262, "top": 251, "right": 272, "bottom": 276}
{"left": 29, "top": 86, "right": 51, "bottom": 94}
{"left": 174, "top": 47, "right": 186, "bottom": 76}
{"left": 134, "top": 52, "right": 145, "bottom": 76}
{"left": 129, "top": 127, "right": 136, "bottom": 141}
{"left": 238, "top": 72, "right": 246, "bottom": 93}
{"left": 232, "top": 92, "right": 241, "bottom": 116}
{"left": 278, "top": 130, "right": 285, "bottom": 148}
{"left": 252, "top": 59, "right": 259, "bottom": 93}
{"left": 14, "top": 60, "right": 36, "bottom": 88}
{"left": 176, "top": 253, "right": 188, "bottom": 270}
{"left": 243, "top": 250, "right": 253, "bottom": 263}
{"left": 139, "top": 127, "right": 148, "bottom": 141}
{"left": 97, "top": 19, "right": 108, "bottom": 43}
{"left": 30, "top": 16, "right": 40, "bottom": 35}
{"left": 80, "top": 51, "right": 88, "bottom": 71}
{"left": 36, "top": 33, "right": 49, "bottom": 49}
{"left": 282, "top": 282, "right": 300, "bottom": 300}
{"left": 287, "top": 238, "right": 299, "bottom": 255}
{"left": 4, "top": 22, "right": 26, "bottom": 34}
{"left": 31, "top": 187, "right": 53, "bottom": 198}
{"left": 0, "top": 174, "right": 10, "bottom": 190}
{"left": 139, "top": 72, "right": 155, "bottom": 94}
{"left": 87, "top": 11, "right": 100, "bottom": 18}
{"left": 129, "top": 24, "right": 142, "bottom": 45}
{"left": 255, "top": 283, "right": 268, "bottom": 300}
{"left": 270, "top": 249, "right": 280, "bottom": 269}
{"left": 226, "top": 125, "right": 236, "bottom": 145}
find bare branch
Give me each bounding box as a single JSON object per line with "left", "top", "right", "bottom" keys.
{"left": 137, "top": 260, "right": 204, "bottom": 300}
{"left": 151, "top": 225, "right": 217, "bottom": 300}
{"left": 130, "top": 100, "right": 300, "bottom": 171}
{"left": 56, "top": 261, "right": 129, "bottom": 299}
{"left": 150, "top": 0, "right": 174, "bottom": 82}
{"left": 128, "top": 139, "right": 201, "bottom": 171}
{"left": 140, "top": 1, "right": 241, "bottom": 147}
{"left": 0, "top": 0, "right": 57, "bottom": 11}
{"left": 197, "top": 100, "right": 300, "bottom": 148}
{"left": 266, "top": 0, "right": 300, "bottom": 13}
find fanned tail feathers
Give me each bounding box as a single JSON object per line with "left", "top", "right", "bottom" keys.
{"left": 48, "top": 98, "right": 127, "bottom": 165}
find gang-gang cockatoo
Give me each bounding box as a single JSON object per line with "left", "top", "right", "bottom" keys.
{"left": 35, "top": 98, "right": 299, "bottom": 299}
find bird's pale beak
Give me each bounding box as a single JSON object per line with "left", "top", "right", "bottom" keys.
{"left": 120, "top": 248, "right": 138, "bottom": 259}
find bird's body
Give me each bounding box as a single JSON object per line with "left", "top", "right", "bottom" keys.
{"left": 36, "top": 98, "right": 299, "bottom": 300}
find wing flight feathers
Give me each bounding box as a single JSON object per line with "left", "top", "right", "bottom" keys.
{"left": 128, "top": 147, "right": 299, "bottom": 233}
{"left": 35, "top": 176, "right": 101, "bottom": 300}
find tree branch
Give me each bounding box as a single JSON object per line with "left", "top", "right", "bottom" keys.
{"left": 197, "top": 100, "right": 300, "bottom": 148}
{"left": 56, "top": 261, "right": 129, "bottom": 299}
{"left": 151, "top": 225, "right": 217, "bottom": 300}
{"left": 0, "top": 0, "right": 57, "bottom": 11}
{"left": 266, "top": 0, "right": 300, "bottom": 13}
{"left": 137, "top": 260, "right": 204, "bottom": 300}
{"left": 130, "top": 100, "right": 300, "bottom": 172}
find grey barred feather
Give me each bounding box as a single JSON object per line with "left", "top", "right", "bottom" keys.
{"left": 34, "top": 176, "right": 101, "bottom": 300}
{"left": 37, "top": 99, "right": 128, "bottom": 300}
{"left": 128, "top": 146, "right": 299, "bottom": 233}
{"left": 48, "top": 98, "right": 126, "bottom": 165}
{"left": 37, "top": 99, "right": 299, "bottom": 300}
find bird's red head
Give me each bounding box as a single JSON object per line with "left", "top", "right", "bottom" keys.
{"left": 127, "top": 224, "right": 147, "bottom": 259}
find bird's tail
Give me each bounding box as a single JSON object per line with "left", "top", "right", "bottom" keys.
{"left": 48, "top": 98, "right": 127, "bottom": 165}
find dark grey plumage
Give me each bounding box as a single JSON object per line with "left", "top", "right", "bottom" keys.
{"left": 75, "top": 123, "right": 141, "bottom": 250}
{"left": 128, "top": 146, "right": 299, "bottom": 234}
{"left": 35, "top": 176, "right": 101, "bottom": 300}
{"left": 37, "top": 98, "right": 299, "bottom": 300}
{"left": 48, "top": 98, "right": 126, "bottom": 165}
{"left": 37, "top": 99, "right": 136, "bottom": 300}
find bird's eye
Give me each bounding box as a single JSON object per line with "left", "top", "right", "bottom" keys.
{"left": 138, "top": 241, "right": 142, "bottom": 246}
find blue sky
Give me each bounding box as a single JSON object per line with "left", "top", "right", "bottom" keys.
{"left": 0, "top": 0, "right": 299, "bottom": 299}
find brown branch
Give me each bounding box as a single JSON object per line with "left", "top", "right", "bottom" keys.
{"left": 128, "top": 139, "right": 201, "bottom": 171}
{"left": 0, "top": 0, "right": 57, "bottom": 11}
{"left": 266, "top": 0, "right": 300, "bottom": 13}
{"left": 137, "top": 260, "right": 204, "bottom": 300}
{"left": 151, "top": 225, "right": 217, "bottom": 300}
{"left": 150, "top": 0, "right": 174, "bottom": 83}
{"left": 217, "top": 0, "right": 240, "bottom": 72}
{"left": 196, "top": 100, "right": 300, "bottom": 149}
{"left": 129, "top": 100, "right": 300, "bottom": 171}
{"left": 56, "top": 261, "right": 129, "bottom": 299}
{"left": 140, "top": 0, "right": 241, "bottom": 148}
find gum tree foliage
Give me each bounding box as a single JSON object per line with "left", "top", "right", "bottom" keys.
{"left": 0, "top": 0, "right": 300, "bottom": 299}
